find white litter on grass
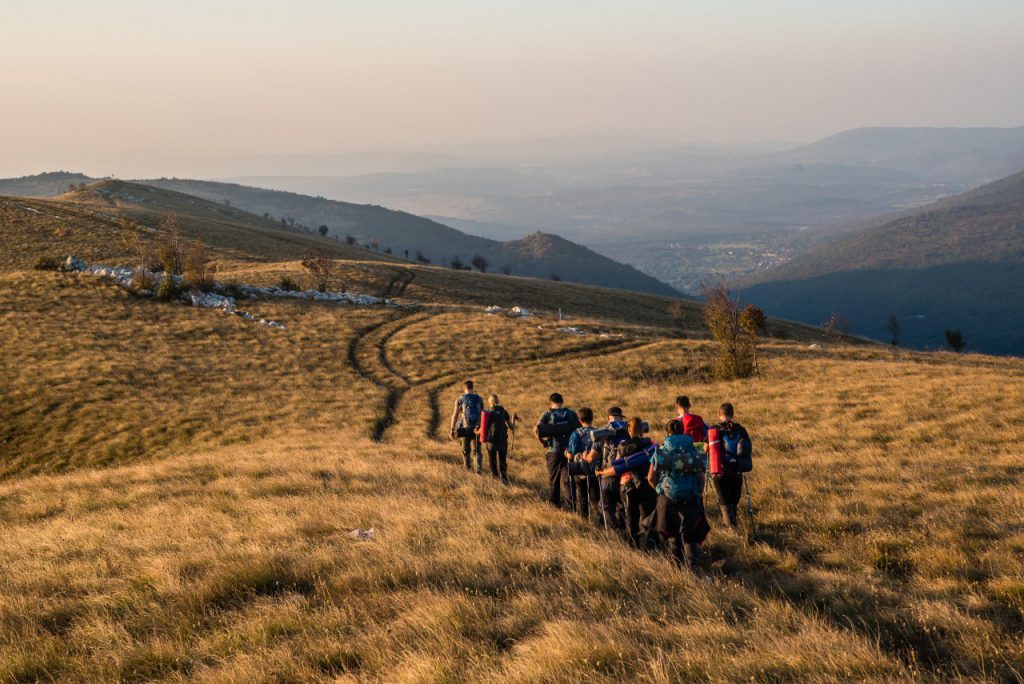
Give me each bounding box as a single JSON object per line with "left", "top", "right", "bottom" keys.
{"left": 808, "top": 343, "right": 822, "bottom": 350}
{"left": 484, "top": 305, "right": 503, "bottom": 314}
{"left": 347, "top": 528, "right": 376, "bottom": 541}
{"left": 509, "top": 306, "right": 531, "bottom": 317}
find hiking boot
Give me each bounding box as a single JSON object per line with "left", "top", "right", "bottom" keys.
{"left": 501, "top": 476, "right": 510, "bottom": 486}
{"left": 720, "top": 505, "right": 738, "bottom": 530}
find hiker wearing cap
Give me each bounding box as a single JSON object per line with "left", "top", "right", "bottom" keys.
{"left": 449, "top": 380, "right": 485, "bottom": 473}
{"left": 534, "top": 393, "right": 581, "bottom": 509}
{"left": 675, "top": 395, "right": 708, "bottom": 445}
{"left": 477, "top": 394, "right": 515, "bottom": 485}
{"left": 649, "top": 419, "right": 710, "bottom": 568}
{"left": 596, "top": 416, "right": 657, "bottom": 548}
{"left": 567, "top": 407, "right": 602, "bottom": 524}
{"left": 708, "top": 402, "right": 753, "bottom": 530}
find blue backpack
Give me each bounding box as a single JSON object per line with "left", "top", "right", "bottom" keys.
{"left": 462, "top": 393, "right": 483, "bottom": 427}
{"left": 655, "top": 435, "right": 706, "bottom": 501}
{"left": 720, "top": 425, "right": 752, "bottom": 473}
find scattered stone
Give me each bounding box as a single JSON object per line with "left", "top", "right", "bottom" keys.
{"left": 558, "top": 326, "right": 587, "bottom": 335}
{"left": 347, "top": 528, "right": 376, "bottom": 541}
{"left": 509, "top": 306, "right": 531, "bottom": 317}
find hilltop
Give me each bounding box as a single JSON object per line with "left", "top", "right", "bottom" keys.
{"left": 741, "top": 169, "right": 1024, "bottom": 354}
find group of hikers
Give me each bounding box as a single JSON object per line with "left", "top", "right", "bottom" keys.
{"left": 449, "top": 380, "right": 753, "bottom": 569}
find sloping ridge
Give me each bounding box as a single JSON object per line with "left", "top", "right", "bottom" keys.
{"left": 740, "top": 169, "right": 1024, "bottom": 355}
{"left": 141, "top": 178, "right": 681, "bottom": 297}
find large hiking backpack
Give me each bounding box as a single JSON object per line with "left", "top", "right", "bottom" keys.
{"left": 681, "top": 413, "right": 707, "bottom": 443}
{"left": 485, "top": 407, "right": 509, "bottom": 443}
{"left": 659, "top": 440, "right": 705, "bottom": 500}
{"left": 538, "top": 408, "right": 576, "bottom": 453}
{"left": 709, "top": 423, "right": 752, "bottom": 474}
{"left": 462, "top": 393, "right": 483, "bottom": 427}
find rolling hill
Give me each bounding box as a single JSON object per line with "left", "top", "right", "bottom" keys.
{"left": 141, "top": 177, "right": 682, "bottom": 297}
{"left": 741, "top": 168, "right": 1024, "bottom": 355}
{"left": 3, "top": 174, "right": 1024, "bottom": 681}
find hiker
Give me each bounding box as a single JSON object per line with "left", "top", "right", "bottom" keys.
{"left": 649, "top": 419, "right": 710, "bottom": 568}
{"left": 596, "top": 416, "right": 657, "bottom": 548}
{"left": 566, "top": 407, "right": 602, "bottom": 524}
{"left": 477, "top": 394, "right": 516, "bottom": 485}
{"left": 591, "top": 406, "right": 630, "bottom": 530}
{"left": 449, "top": 380, "right": 485, "bottom": 473}
{"left": 708, "top": 402, "right": 753, "bottom": 530}
{"left": 675, "top": 395, "right": 708, "bottom": 444}
{"left": 534, "top": 393, "right": 581, "bottom": 509}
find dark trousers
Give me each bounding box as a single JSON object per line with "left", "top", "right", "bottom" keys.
{"left": 622, "top": 479, "right": 658, "bottom": 547}
{"left": 461, "top": 433, "right": 482, "bottom": 471}
{"left": 486, "top": 440, "right": 508, "bottom": 478}
{"left": 655, "top": 495, "right": 710, "bottom": 565}
{"left": 545, "top": 451, "right": 568, "bottom": 508}
{"left": 568, "top": 476, "right": 593, "bottom": 520}
{"left": 599, "top": 478, "right": 624, "bottom": 529}
{"left": 713, "top": 473, "right": 743, "bottom": 526}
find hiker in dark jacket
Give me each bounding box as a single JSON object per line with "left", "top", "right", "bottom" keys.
{"left": 649, "top": 419, "right": 710, "bottom": 569}
{"left": 477, "top": 394, "right": 515, "bottom": 485}
{"left": 710, "top": 402, "right": 752, "bottom": 530}
{"left": 566, "top": 407, "right": 602, "bottom": 524}
{"left": 590, "top": 406, "right": 629, "bottom": 530}
{"left": 596, "top": 416, "right": 656, "bottom": 548}
{"left": 534, "top": 393, "right": 581, "bottom": 509}
{"left": 449, "top": 380, "right": 485, "bottom": 473}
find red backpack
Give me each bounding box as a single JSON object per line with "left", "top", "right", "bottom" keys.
{"left": 680, "top": 413, "right": 708, "bottom": 443}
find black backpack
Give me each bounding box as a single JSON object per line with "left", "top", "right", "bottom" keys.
{"left": 486, "top": 407, "right": 510, "bottom": 443}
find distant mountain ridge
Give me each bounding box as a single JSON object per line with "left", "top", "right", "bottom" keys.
{"left": 741, "top": 168, "right": 1024, "bottom": 355}
{"left": 141, "top": 178, "right": 681, "bottom": 297}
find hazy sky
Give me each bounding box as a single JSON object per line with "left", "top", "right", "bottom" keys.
{"left": 2, "top": 0, "right": 1023, "bottom": 176}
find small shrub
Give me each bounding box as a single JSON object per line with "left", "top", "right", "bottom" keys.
{"left": 945, "top": 329, "right": 966, "bottom": 353}
{"left": 183, "top": 239, "right": 216, "bottom": 291}
{"left": 278, "top": 276, "right": 300, "bottom": 292}
{"left": 156, "top": 277, "right": 184, "bottom": 302}
{"left": 821, "top": 312, "right": 852, "bottom": 343}
{"left": 702, "top": 283, "right": 755, "bottom": 379}
{"left": 131, "top": 270, "right": 158, "bottom": 294}
{"left": 301, "top": 251, "right": 335, "bottom": 292}
{"left": 158, "top": 211, "right": 185, "bottom": 276}
{"left": 33, "top": 256, "right": 62, "bottom": 271}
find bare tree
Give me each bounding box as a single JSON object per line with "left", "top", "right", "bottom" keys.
{"left": 886, "top": 315, "right": 901, "bottom": 346}
{"left": 318, "top": 225, "right": 329, "bottom": 238}
{"left": 450, "top": 255, "right": 465, "bottom": 270}
{"left": 821, "top": 312, "right": 852, "bottom": 343}
{"left": 739, "top": 304, "right": 767, "bottom": 375}
{"left": 301, "top": 251, "right": 336, "bottom": 292}
{"left": 471, "top": 254, "right": 489, "bottom": 273}
{"left": 158, "top": 211, "right": 184, "bottom": 275}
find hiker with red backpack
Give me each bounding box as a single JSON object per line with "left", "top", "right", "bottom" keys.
{"left": 534, "top": 393, "right": 581, "bottom": 509}
{"left": 707, "top": 402, "right": 753, "bottom": 530}
{"left": 648, "top": 419, "right": 710, "bottom": 569}
{"left": 674, "top": 395, "right": 708, "bottom": 445}
{"left": 476, "top": 394, "right": 516, "bottom": 485}
{"left": 449, "top": 380, "right": 485, "bottom": 474}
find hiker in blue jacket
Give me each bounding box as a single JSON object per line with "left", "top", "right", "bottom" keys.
{"left": 449, "top": 380, "right": 485, "bottom": 473}
{"left": 649, "top": 419, "right": 710, "bottom": 569}
{"left": 567, "top": 407, "right": 602, "bottom": 525}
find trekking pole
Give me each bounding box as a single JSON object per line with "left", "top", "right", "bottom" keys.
{"left": 743, "top": 475, "right": 755, "bottom": 538}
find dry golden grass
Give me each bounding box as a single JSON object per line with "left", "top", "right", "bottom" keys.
{"left": 3, "top": 188, "right": 1023, "bottom": 682}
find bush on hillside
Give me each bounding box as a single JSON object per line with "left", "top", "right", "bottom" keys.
{"left": 277, "top": 276, "right": 300, "bottom": 292}
{"left": 702, "top": 283, "right": 756, "bottom": 380}
{"left": 300, "top": 251, "right": 335, "bottom": 293}
{"left": 945, "top": 329, "right": 966, "bottom": 353}
{"left": 156, "top": 276, "right": 184, "bottom": 302}
{"left": 33, "top": 255, "right": 62, "bottom": 271}
{"left": 183, "top": 239, "right": 216, "bottom": 291}
{"left": 821, "top": 312, "right": 852, "bottom": 343}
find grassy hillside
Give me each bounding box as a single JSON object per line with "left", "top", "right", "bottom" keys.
{"left": 0, "top": 171, "right": 94, "bottom": 197}
{"left": 141, "top": 178, "right": 682, "bottom": 297}
{"left": 742, "top": 169, "right": 1024, "bottom": 354}
{"left": 4, "top": 191, "right": 1023, "bottom": 681}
